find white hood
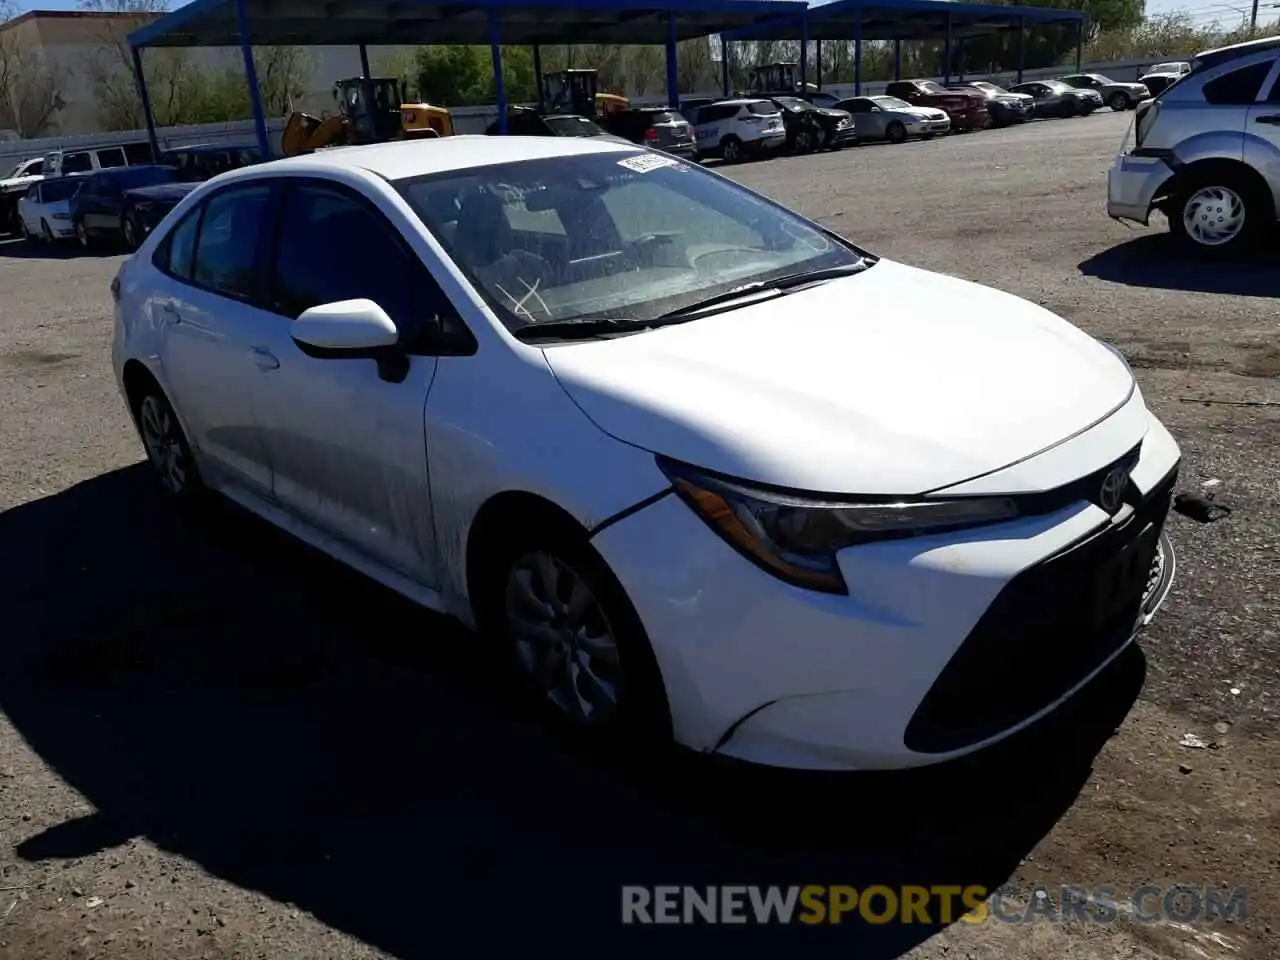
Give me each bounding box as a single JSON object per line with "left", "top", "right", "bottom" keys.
{"left": 904, "top": 107, "right": 947, "bottom": 121}
{"left": 543, "top": 260, "right": 1135, "bottom": 495}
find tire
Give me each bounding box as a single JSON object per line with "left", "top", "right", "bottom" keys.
{"left": 41, "top": 220, "right": 54, "bottom": 243}
{"left": 1109, "top": 91, "right": 1131, "bottom": 111}
{"left": 19, "top": 218, "right": 34, "bottom": 243}
{"left": 130, "top": 380, "right": 205, "bottom": 504}
{"left": 122, "top": 213, "right": 141, "bottom": 251}
{"left": 886, "top": 121, "right": 907, "bottom": 144}
{"left": 1167, "top": 165, "right": 1272, "bottom": 258}
{"left": 721, "top": 135, "right": 743, "bottom": 164}
{"left": 817, "top": 127, "right": 832, "bottom": 150}
{"left": 75, "top": 219, "right": 91, "bottom": 249}
{"left": 478, "top": 517, "right": 671, "bottom": 751}
{"left": 794, "top": 128, "right": 814, "bottom": 154}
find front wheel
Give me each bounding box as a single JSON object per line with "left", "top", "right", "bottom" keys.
{"left": 886, "top": 121, "right": 907, "bottom": 144}
{"left": 75, "top": 219, "right": 91, "bottom": 249}
{"left": 1109, "top": 91, "right": 1131, "bottom": 111}
{"left": 794, "top": 128, "right": 814, "bottom": 154}
{"left": 485, "top": 523, "right": 670, "bottom": 748}
{"left": 133, "top": 385, "right": 204, "bottom": 502}
{"left": 1168, "top": 171, "right": 1270, "bottom": 257}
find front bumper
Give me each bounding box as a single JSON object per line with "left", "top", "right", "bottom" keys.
{"left": 1107, "top": 152, "right": 1174, "bottom": 224}
{"left": 750, "top": 132, "right": 787, "bottom": 152}
{"left": 591, "top": 405, "right": 1181, "bottom": 771}
{"left": 910, "top": 118, "right": 951, "bottom": 136}
{"left": 829, "top": 125, "right": 858, "bottom": 145}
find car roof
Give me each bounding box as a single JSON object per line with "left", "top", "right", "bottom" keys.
{"left": 1195, "top": 35, "right": 1280, "bottom": 67}
{"left": 714, "top": 98, "right": 774, "bottom": 106}
{"left": 241, "top": 135, "right": 638, "bottom": 182}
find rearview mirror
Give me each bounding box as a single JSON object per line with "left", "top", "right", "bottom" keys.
{"left": 290, "top": 299, "right": 409, "bottom": 383}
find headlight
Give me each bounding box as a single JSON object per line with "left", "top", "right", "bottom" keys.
{"left": 52, "top": 212, "right": 70, "bottom": 220}
{"left": 657, "top": 457, "right": 1018, "bottom": 594}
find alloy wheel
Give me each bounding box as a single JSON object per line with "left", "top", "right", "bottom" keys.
{"left": 123, "top": 216, "right": 138, "bottom": 250}
{"left": 723, "top": 139, "right": 741, "bottom": 163}
{"left": 1182, "top": 185, "right": 1245, "bottom": 247}
{"left": 76, "top": 221, "right": 89, "bottom": 248}
{"left": 138, "top": 394, "right": 189, "bottom": 495}
{"left": 505, "top": 551, "right": 621, "bottom": 724}
{"left": 41, "top": 220, "right": 54, "bottom": 243}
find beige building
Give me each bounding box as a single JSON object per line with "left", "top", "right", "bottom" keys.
{"left": 0, "top": 9, "right": 391, "bottom": 138}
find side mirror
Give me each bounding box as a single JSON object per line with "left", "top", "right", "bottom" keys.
{"left": 290, "top": 299, "right": 409, "bottom": 383}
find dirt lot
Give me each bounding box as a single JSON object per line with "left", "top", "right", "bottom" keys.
{"left": 0, "top": 111, "right": 1276, "bottom": 960}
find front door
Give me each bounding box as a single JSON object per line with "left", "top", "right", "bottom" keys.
{"left": 247, "top": 179, "right": 443, "bottom": 585}
{"left": 155, "top": 183, "right": 277, "bottom": 498}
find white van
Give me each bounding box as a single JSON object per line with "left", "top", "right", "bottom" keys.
{"left": 42, "top": 142, "right": 155, "bottom": 178}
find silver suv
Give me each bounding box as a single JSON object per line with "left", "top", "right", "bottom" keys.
{"left": 1106, "top": 36, "right": 1280, "bottom": 256}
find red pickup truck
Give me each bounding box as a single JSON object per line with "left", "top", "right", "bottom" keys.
{"left": 885, "top": 80, "right": 989, "bottom": 131}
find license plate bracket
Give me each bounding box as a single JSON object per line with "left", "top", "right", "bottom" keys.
{"left": 1089, "top": 522, "right": 1160, "bottom": 631}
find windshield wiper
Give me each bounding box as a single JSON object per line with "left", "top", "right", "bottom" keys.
{"left": 655, "top": 259, "right": 874, "bottom": 321}
{"left": 513, "top": 316, "right": 665, "bottom": 342}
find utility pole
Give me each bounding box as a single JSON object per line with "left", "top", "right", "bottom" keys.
{"left": 1250, "top": 0, "right": 1259, "bottom": 35}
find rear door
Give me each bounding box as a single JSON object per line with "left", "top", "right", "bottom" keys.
{"left": 1245, "top": 55, "right": 1280, "bottom": 154}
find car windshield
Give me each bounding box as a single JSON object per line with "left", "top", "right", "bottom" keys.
{"left": 873, "top": 96, "right": 912, "bottom": 110}
{"left": 40, "top": 178, "right": 82, "bottom": 202}
{"left": 775, "top": 97, "right": 814, "bottom": 112}
{"left": 917, "top": 81, "right": 947, "bottom": 94}
{"left": 545, "top": 116, "right": 604, "bottom": 137}
{"left": 5, "top": 161, "right": 35, "bottom": 179}
{"left": 112, "top": 166, "right": 180, "bottom": 189}
{"left": 1151, "top": 62, "right": 1185, "bottom": 73}
{"left": 746, "top": 101, "right": 779, "bottom": 116}
{"left": 642, "top": 110, "right": 678, "bottom": 123}
{"left": 1044, "top": 80, "right": 1072, "bottom": 92}
{"left": 397, "top": 151, "right": 862, "bottom": 333}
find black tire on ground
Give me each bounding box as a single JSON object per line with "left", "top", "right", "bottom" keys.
{"left": 128, "top": 374, "right": 206, "bottom": 506}
{"left": 41, "top": 220, "right": 54, "bottom": 243}
{"left": 476, "top": 514, "right": 672, "bottom": 752}
{"left": 122, "top": 213, "right": 141, "bottom": 251}
{"left": 721, "top": 135, "right": 743, "bottom": 163}
{"left": 75, "top": 219, "right": 91, "bottom": 249}
{"left": 1109, "top": 91, "right": 1131, "bottom": 111}
{"left": 1167, "top": 164, "right": 1273, "bottom": 259}
{"left": 886, "top": 121, "right": 907, "bottom": 144}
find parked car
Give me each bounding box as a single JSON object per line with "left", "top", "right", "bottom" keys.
{"left": 1009, "top": 80, "right": 1101, "bottom": 117}
{"left": 954, "top": 81, "right": 1035, "bottom": 126}
{"left": 691, "top": 99, "right": 786, "bottom": 162}
{"left": 111, "top": 136, "right": 1182, "bottom": 771}
{"left": 1107, "top": 35, "right": 1280, "bottom": 256}
{"left": 17, "top": 175, "right": 85, "bottom": 242}
{"left": 605, "top": 107, "right": 698, "bottom": 160}
{"left": 43, "top": 141, "right": 154, "bottom": 178}
{"left": 0, "top": 156, "right": 46, "bottom": 235}
{"left": 157, "top": 144, "right": 265, "bottom": 181}
{"left": 70, "top": 164, "right": 182, "bottom": 249}
{"left": 678, "top": 98, "right": 716, "bottom": 124}
{"left": 769, "top": 95, "right": 856, "bottom": 151}
{"left": 884, "top": 79, "right": 989, "bottom": 131}
{"left": 1138, "top": 62, "right": 1192, "bottom": 97}
{"left": 486, "top": 110, "right": 627, "bottom": 143}
{"left": 1059, "top": 73, "right": 1151, "bottom": 111}
{"left": 834, "top": 95, "right": 950, "bottom": 143}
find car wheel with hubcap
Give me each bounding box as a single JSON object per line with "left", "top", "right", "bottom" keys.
{"left": 75, "top": 220, "right": 91, "bottom": 248}
{"left": 1169, "top": 170, "right": 1269, "bottom": 257}
{"left": 482, "top": 520, "right": 670, "bottom": 750}
{"left": 794, "top": 128, "right": 813, "bottom": 153}
{"left": 122, "top": 213, "right": 141, "bottom": 251}
{"left": 721, "top": 135, "right": 742, "bottom": 164}
{"left": 134, "top": 386, "right": 203, "bottom": 502}
{"left": 41, "top": 220, "right": 54, "bottom": 243}
{"left": 886, "top": 121, "right": 907, "bottom": 144}
{"left": 1109, "top": 91, "right": 1131, "bottom": 111}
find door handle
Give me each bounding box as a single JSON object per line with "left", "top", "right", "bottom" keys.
{"left": 249, "top": 345, "right": 279, "bottom": 370}
{"left": 157, "top": 301, "right": 180, "bottom": 323}
{"left": 1254, "top": 114, "right": 1280, "bottom": 124}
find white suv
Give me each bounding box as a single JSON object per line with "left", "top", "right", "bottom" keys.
{"left": 692, "top": 99, "right": 786, "bottom": 163}
{"left": 1107, "top": 36, "right": 1280, "bottom": 255}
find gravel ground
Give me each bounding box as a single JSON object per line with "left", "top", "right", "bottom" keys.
{"left": 0, "top": 111, "right": 1276, "bottom": 960}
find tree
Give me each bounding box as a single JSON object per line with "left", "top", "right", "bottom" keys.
{"left": 0, "top": 0, "right": 68, "bottom": 136}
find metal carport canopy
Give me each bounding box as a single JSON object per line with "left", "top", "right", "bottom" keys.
{"left": 721, "top": 0, "right": 1084, "bottom": 43}
{"left": 127, "top": 0, "right": 806, "bottom": 49}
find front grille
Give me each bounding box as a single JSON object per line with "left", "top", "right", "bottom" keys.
{"left": 903, "top": 463, "right": 1178, "bottom": 755}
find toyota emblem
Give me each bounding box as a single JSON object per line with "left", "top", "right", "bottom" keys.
{"left": 1099, "top": 467, "right": 1128, "bottom": 514}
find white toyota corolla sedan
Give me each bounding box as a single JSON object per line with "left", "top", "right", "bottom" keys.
{"left": 111, "top": 135, "right": 1180, "bottom": 771}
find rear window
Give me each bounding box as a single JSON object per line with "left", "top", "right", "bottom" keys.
{"left": 545, "top": 116, "right": 603, "bottom": 136}
{"left": 747, "top": 101, "right": 778, "bottom": 116}
{"left": 642, "top": 110, "right": 678, "bottom": 123}
{"left": 97, "top": 148, "right": 127, "bottom": 169}
{"left": 40, "top": 178, "right": 81, "bottom": 203}
{"left": 1201, "top": 60, "right": 1273, "bottom": 105}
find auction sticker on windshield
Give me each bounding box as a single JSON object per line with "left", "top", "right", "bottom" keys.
{"left": 617, "top": 153, "right": 679, "bottom": 173}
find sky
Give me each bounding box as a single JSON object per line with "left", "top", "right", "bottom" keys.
{"left": 9, "top": 0, "right": 1275, "bottom": 29}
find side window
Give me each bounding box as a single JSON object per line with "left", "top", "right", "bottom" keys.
{"left": 61, "top": 152, "right": 92, "bottom": 174}
{"left": 124, "top": 142, "right": 154, "bottom": 165}
{"left": 1265, "top": 63, "right": 1280, "bottom": 103}
{"left": 1203, "top": 60, "right": 1274, "bottom": 105}
{"left": 269, "top": 183, "right": 439, "bottom": 345}
{"left": 97, "top": 148, "right": 126, "bottom": 169}
{"left": 192, "top": 184, "right": 272, "bottom": 300}
{"left": 156, "top": 207, "right": 201, "bottom": 281}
